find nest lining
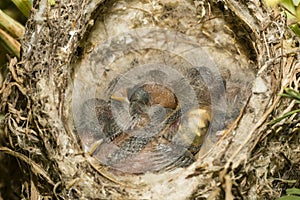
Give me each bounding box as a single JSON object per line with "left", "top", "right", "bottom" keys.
{"left": 0, "top": 0, "right": 299, "bottom": 199}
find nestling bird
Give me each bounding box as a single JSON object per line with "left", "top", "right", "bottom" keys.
{"left": 77, "top": 66, "right": 225, "bottom": 174}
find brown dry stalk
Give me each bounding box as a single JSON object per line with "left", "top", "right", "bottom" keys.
{"left": 0, "top": 28, "right": 20, "bottom": 58}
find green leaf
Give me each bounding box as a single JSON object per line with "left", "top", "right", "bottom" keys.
{"left": 279, "top": 88, "right": 300, "bottom": 104}
{"left": 10, "top": 0, "right": 32, "bottom": 18}
{"left": 269, "top": 109, "right": 300, "bottom": 125}
{"left": 283, "top": 88, "right": 300, "bottom": 101}
{"left": 282, "top": 0, "right": 297, "bottom": 18}
{"left": 0, "top": 9, "right": 25, "bottom": 39}
{"left": 48, "top": 0, "right": 56, "bottom": 6}
{"left": 290, "top": 24, "right": 300, "bottom": 37}
{"left": 278, "top": 196, "right": 300, "bottom": 200}
{"left": 265, "top": 0, "right": 281, "bottom": 7}
{"left": 287, "top": 188, "right": 300, "bottom": 196}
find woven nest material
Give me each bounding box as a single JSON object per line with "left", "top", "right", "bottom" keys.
{"left": 0, "top": 0, "right": 299, "bottom": 199}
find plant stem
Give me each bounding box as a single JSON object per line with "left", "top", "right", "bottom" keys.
{"left": 0, "top": 28, "right": 20, "bottom": 58}
{"left": 0, "top": 9, "right": 25, "bottom": 39}
{"left": 10, "top": 0, "right": 32, "bottom": 18}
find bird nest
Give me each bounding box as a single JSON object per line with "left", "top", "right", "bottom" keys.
{"left": 0, "top": 0, "right": 299, "bottom": 199}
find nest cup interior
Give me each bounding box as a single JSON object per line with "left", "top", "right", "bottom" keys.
{"left": 71, "top": 0, "right": 256, "bottom": 175}
{"left": 72, "top": 32, "right": 253, "bottom": 174}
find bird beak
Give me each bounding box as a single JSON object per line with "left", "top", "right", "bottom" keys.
{"left": 110, "top": 95, "right": 129, "bottom": 103}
